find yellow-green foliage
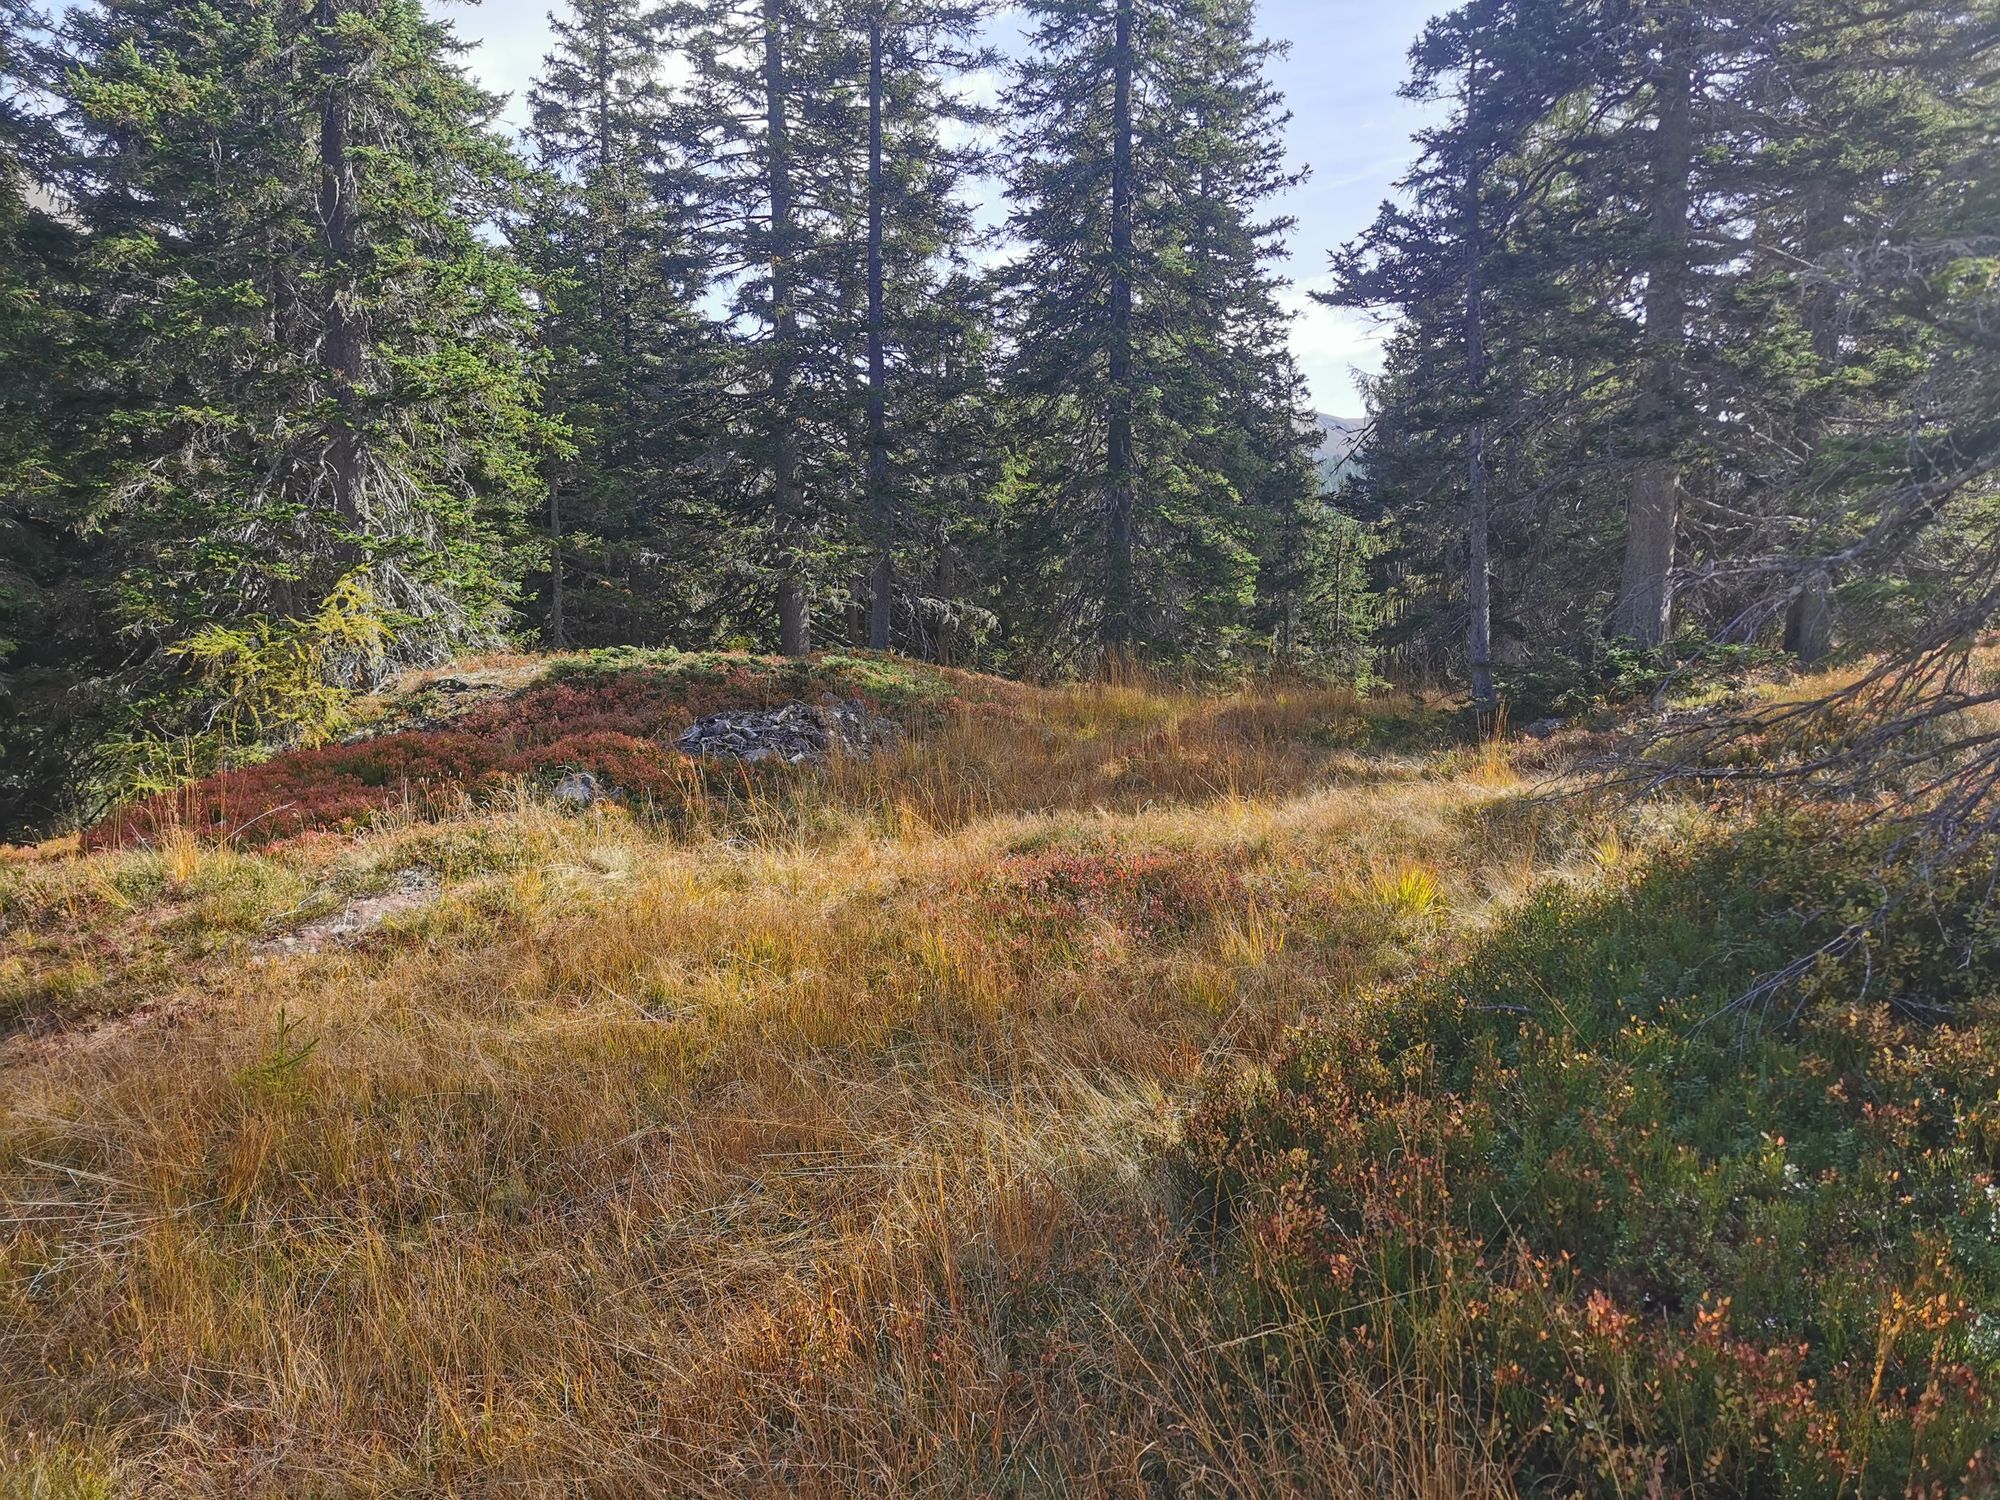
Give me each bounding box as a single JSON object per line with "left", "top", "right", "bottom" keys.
{"left": 172, "top": 572, "right": 390, "bottom": 749}
{"left": 94, "top": 575, "right": 394, "bottom": 806}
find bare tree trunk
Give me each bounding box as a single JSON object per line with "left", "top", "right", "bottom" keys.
{"left": 317, "top": 0, "right": 363, "bottom": 540}
{"left": 1618, "top": 462, "right": 1682, "bottom": 648}
{"left": 1102, "top": 0, "right": 1135, "bottom": 657}
{"left": 1466, "top": 272, "right": 1495, "bottom": 711}
{"left": 548, "top": 485, "right": 567, "bottom": 647}
{"left": 1613, "top": 21, "right": 1694, "bottom": 650}
{"left": 1783, "top": 570, "right": 1832, "bottom": 662}
{"left": 764, "top": 0, "right": 809, "bottom": 657}
{"left": 1785, "top": 190, "right": 1841, "bottom": 666}
{"left": 778, "top": 576, "right": 809, "bottom": 658}
{"left": 865, "top": 10, "right": 893, "bottom": 652}
{"left": 542, "top": 17, "right": 617, "bottom": 655}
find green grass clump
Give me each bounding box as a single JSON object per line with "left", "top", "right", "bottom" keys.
{"left": 1188, "top": 815, "right": 2000, "bottom": 1496}
{"left": 543, "top": 645, "right": 985, "bottom": 720}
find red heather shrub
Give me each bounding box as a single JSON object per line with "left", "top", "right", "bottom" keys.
{"left": 514, "top": 732, "right": 699, "bottom": 807}
{"left": 451, "top": 660, "right": 868, "bottom": 748}
{"left": 84, "top": 661, "right": 924, "bottom": 850}
{"left": 91, "top": 730, "right": 510, "bottom": 848}
{"left": 325, "top": 733, "right": 510, "bottom": 789}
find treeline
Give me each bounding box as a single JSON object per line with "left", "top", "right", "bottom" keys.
{"left": 4, "top": 0, "right": 1996, "bottom": 835}
{"left": 0, "top": 0, "right": 1362, "bottom": 830}
{"left": 1333, "top": 0, "right": 1999, "bottom": 710}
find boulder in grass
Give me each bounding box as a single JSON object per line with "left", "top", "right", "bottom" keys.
{"left": 675, "top": 698, "right": 899, "bottom": 767}
{"left": 554, "top": 770, "right": 609, "bottom": 806}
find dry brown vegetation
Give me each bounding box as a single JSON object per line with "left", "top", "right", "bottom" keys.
{"left": 0, "top": 669, "right": 1614, "bottom": 1497}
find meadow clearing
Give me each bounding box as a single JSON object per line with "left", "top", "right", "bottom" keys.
{"left": 3, "top": 656, "right": 1995, "bottom": 1496}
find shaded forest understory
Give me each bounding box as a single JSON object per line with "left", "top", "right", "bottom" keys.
{"left": 4, "top": 656, "right": 1999, "bottom": 1496}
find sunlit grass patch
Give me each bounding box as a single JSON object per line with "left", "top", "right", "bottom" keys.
{"left": 1371, "top": 860, "right": 1442, "bottom": 921}
{"left": 0, "top": 661, "right": 1652, "bottom": 1493}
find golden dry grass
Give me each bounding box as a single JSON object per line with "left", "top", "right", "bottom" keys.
{"left": 0, "top": 675, "right": 1612, "bottom": 1497}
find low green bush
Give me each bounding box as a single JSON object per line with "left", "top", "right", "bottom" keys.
{"left": 1500, "top": 636, "right": 1789, "bottom": 722}
{"left": 1187, "top": 816, "right": 2000, "bottom": 1496}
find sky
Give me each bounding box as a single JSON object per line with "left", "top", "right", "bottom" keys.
{"left": 435, "top": 0, "right": 1443, "bottom": 416}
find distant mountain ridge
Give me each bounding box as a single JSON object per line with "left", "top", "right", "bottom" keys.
{"left": 1313, "top": 412, "right": 1366, "bottom": 490}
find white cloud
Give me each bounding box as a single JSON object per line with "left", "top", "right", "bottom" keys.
{"left": 1279, "top": 277, "right": 1389, "bottom": 417}
{"left": 441, "top": 0, "right": 550, "bottom": 132}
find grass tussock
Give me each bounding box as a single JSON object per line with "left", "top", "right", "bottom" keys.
{"left": 5, "top": 658, "right": 1990, "bottom": 1496}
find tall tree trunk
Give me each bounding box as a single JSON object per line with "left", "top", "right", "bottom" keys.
{"left": 595, "top": 18, "right": 634, "bottom": 465}
{"left": 316, "top": 0, "right": 363, "bottom": 541}
{"left": 548, "top": 484, "right": 567, "bottom": 647}
{"left": 1463, "top": 63, "right": 1495, "bottom": 712}
{"left": 865, "top": 10, "right": 892, "bottom": 652}
{"left": 1782, "top": 572, "right": 1831, "bottom": 662}
{"left": 1103, "top": 0, "right": 1136, "bottom": 657}
{"left": 1785, "top": 188, "right": 1840, "bottom": 666}
{"left": 1465, "top": 248, "right": 1495, "bottom": 711}
{"left": 1612, "top": 20, "right": 1694, "bottom": 649}
{"left": 764, "top": 0, "right": 809, "bottom": 656}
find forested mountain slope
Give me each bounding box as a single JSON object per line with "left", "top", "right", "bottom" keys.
{"left": 1, "top": 0, "right": 1997, "bottom": 1489}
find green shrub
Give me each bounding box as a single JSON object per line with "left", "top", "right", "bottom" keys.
{"left": 1186, "top": 816, "right": 2000, "bottom": 1496}
{"left": 1500, "top": 636, "right": 1787, "bottom": 722}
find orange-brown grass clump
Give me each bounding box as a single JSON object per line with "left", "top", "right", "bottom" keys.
{"left": 3, "top": 661, "right": 1571, "bottom": 1496}
{"left": 17, "top": 657, "right": 1989, "bottom": 1498}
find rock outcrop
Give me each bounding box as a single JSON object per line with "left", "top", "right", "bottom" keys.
{"left": 675, "top": 698, "right": 900, "bottom": 767}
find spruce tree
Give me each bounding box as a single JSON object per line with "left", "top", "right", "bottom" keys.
{"left": 0, "top": 0, "right": 67, "bottom": 660}
{"left": 61, "top": 0, "right": 549, "bottom": 757}
{"left": 668, "top": 0, "right": 990, "bottom": 656}
{"left": 1699, "top": 0, "right": 1978, "bottom": 662}
{"left": 1343, "top": 0, "right": 1994, "bottom": 704}
{"left": 677, "top": 0, "right": 859, "bottom": 655}
{"left": 848, "top": 0, "right": 990, "bottom": 652}
{"left": 1583, "top": 0, "right": 1976, "bottom": 656}
{"left": 0, "top": 0, "right": 91, "bottom": 827}
{"left": 1326, "top": 0, "right": 1600, "bottom": 705}
{"left": 520, "top": 0, "right": 715, "bottom": 647}
{"left": 1002, "top": 0, "right": 1310, "bottom": 668}
{"left": 1157, "top": 0, "right": 1321, "bottom": 669}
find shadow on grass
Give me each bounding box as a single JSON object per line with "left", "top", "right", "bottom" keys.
{"left": 1185, "top": 813, "right": 2000, "bottom": 1497}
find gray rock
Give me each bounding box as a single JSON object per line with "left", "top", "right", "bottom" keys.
{"left": 256, "top": 868, "right": 437, "bottom": 956}
{"left": 554, "top": 771, "right": 606, "bottom": 806}
{"left": 1521, "top": 717, "right": 1567, "bottom": 740}
{"left": 675, "top": 697, "right": 900, "bottom": 767}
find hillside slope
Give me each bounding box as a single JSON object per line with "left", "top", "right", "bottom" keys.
{"left": 3, "top": 658, "right": 1997, "bottom": 1496}
{"left": 1314, "top": 411, "right": 1367, "bottom": 490}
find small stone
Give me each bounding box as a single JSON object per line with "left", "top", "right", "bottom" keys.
{"left": 554, "top": 771, "right": 604, "bottom": 806}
